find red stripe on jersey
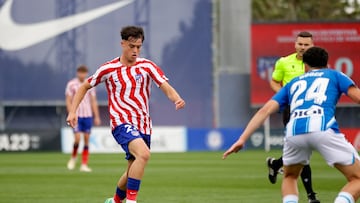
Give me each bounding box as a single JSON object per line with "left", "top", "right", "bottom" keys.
{"left": 136, "top": 60, "right": 167, "bottom": 86}
{"left": 130, "top": 68, "right": 149, "bottom": 131}
{"left": 137, "top": 68, "right": 149, "bottom": 131}
{"left": 144, "top": 75, "right": 151, "bottom": 131}
{"left": 88, "top": 67, "right": 117, "bottom": 86}
{"left": 89, "top": 57, "right": 168, "bottom": 134}
{"left": 105, "top": 77, "right": 125, "bottom": 126}
{"left": 125, "top": 68, "right": 144, "bottom": 130}
{"left": 118, "top": 68, "right": 138, "bottom": 124}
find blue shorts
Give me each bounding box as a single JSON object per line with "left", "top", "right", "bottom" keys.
{"left": 112, "top": 123, "right": 151, "bottom": 160}
{"left": 74, "top": 117, "right": 93, "bottom": 133}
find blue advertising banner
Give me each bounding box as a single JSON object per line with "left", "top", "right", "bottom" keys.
{"left": 0, "top": 0, "right": 213, "bottom": 128}
{"left": 187, "top": 128, "right": 243, "bottom": 151}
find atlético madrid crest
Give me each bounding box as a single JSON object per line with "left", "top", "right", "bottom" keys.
{"left": 135, "top": 73, "right": 144, "bottom": 84}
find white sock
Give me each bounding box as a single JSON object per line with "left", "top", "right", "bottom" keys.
{"left": 334, "top": 192, "right": 354, "bottom": 203}
{"left": 283, "top": 194, "right": 298, "bottom": 203}
{"left": 126, "top": 200, "right": 136, "bottom": 203}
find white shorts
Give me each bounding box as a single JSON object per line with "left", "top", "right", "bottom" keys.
{"left": 283, "top": 129, "right": 360, "bottom": 167}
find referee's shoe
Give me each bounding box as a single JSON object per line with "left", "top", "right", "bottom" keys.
{"left": 266, "top": 157, "right": 279, "bottom": 184}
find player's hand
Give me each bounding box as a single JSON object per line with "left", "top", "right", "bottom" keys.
{"left": 94, "top": 116, "right": 101, "bottom": 126}
{"left": 175, "top": 99, "right": 185, "bottom": 110}
{"left": 66, "top": 112, "right": 78, "bottom": 128}
{"left": 222, "top": 139, "right": 245, "bottom": 160}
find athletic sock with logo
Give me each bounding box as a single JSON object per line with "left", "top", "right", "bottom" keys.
{"left": 334, "top": 192, "right": 354, "bottom": 203}
{"left": 126, "top": 177, "right": 141, "bottom": 203}
{"left": 72, "top": 143, "right": 79, "bottom": 158}
{"left": 82, "top": 145, "right": 89, "bottom": 165}
{"left": 283, "top": 194, "right": 298, "bottom": 203}
{"left": 113, "top": 187, "right": 126, "bottom": 203}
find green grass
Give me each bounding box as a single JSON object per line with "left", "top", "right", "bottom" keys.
{"left": 0, "top": 151, "right": 346, "bottom": 203}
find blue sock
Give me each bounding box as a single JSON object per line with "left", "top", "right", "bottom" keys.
{"left": 116, "top": 187, "right": 126, "bottom": 200}
{"left": 127, "top": 177, "right": 141, "bottom": 191}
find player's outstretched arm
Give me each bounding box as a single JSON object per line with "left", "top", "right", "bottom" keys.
{"left": 90, "top": 94, "right": 101, "bottom": 126}
{"left": 347, "top": 86, "right": 360, "bottom": 104}
{"left": 160, "top": 81, "right": 185, "bottom": 110}
{"left": 65, "top": 94, "right": 73, "bottom": 114}
{"left": 66, "top": 81, "right": 92, "bottom": 128}
{"left": 222, "top": 100, "right": 280, "bottom": 159}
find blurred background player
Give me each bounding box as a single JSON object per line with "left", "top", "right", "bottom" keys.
{"left": 267, "top": 31, "right": 320, "bottom": 203}
{"left": 66, "top": 26, "right": 185, "bottom": 203}
{"left": 224, "top": 46, "right": 360, "bottom": 203}
{"left": 65, "top": 65, "right": 101, "bottom": 172}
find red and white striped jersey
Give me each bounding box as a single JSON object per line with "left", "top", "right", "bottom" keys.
{"left": 88, "top": 57, "right": 168, "bottom": 134}
{"left": 65, "top": 78, "right": 96, "bottom": 118}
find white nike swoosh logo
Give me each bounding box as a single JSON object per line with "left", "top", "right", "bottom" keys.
{"left": 0, "top": 0, "right": 134, "bottom": 51}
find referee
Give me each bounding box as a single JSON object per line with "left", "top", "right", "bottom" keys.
{"left": 266, "top": 31, "right": 320, "bottom": 203}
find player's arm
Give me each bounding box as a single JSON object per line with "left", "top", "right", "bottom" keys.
{"left": 160, "top": 81, "right": 185, "bottom": 110}
{"left": 65, "top": 94, "right": 73, "bottom": 113}
{"left": 223, "top": 100, "right": 280, "bottom": 159}
{"left": 90, "top": 93, "right": 101, "bottom": 126}
{"left": 66, "top": 81, "right": 92, "bottom": 127}
{"left": 347, "top": 86, "right": 360, "bottom": 104}
{"left": 270, "top": 59, "right": 284, "bottom": 93}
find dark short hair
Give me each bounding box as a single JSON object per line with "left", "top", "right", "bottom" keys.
{"left": 121, "top": 26, "right": 145, "bottom": 42}
{"left": 297, "top": 31, "right": 313, "bottom": 38}
{"left": 302, "top": 47, "right": 328, "bottom": 68}
{"left": 77, "top": 65, "right": 88, "bottom": 73}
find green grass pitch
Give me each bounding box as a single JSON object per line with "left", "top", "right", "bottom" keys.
{"left": 0, "top": 150, "right": 346, "bottom": 203}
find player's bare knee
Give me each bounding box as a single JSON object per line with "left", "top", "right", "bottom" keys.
{"left": 138, "top": 149, "right": 150, "bottom": 162}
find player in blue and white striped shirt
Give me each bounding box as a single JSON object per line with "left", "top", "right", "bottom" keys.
{"left": 223, "top": 47, "right": 360, "bottom": 203}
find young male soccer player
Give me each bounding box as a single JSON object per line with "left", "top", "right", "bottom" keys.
{"left": 223, "top": 46, "right": 360, "bottom": 203}
{"left": 268, "top": 31, "right": 319, "bottom": 203}
{"left": 65, "top": 65, "right": 101, "bottom": 172}
{"left": 66, "top": 26, "right": 185, "bottom": 203}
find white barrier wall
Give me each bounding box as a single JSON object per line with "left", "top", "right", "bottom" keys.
{"left": 61, "top": 126, "right": 186, "bottom": 153}
{"left": 151, "top": 127, "right": 187, "bottom": 152}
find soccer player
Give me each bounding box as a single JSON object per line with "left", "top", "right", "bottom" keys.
{"left": 65, "top": 65, "right": 101, "bottom": 172}
{"left": 223, "top": 46, "right": 360, "bottom": 203}
{"left": 268, "top": 31, "right": 319, "bottom": 202}
{"left": 66, "top": 26, "right": 185, "bottom": 203}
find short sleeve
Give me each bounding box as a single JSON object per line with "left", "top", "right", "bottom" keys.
{"left": 337, "top": 71, "right": 355, "bottom": 95}
{"left": 146, "top": 61, "right": 168, "bottom": 87}
{"left": 272, "top": 58, "right": 284, "bottom": 82}
{"left": 271, "top": 83, "right": 289, "bottom": 112}
{"left": 87, "top": 65, "right": 112, "bottom": 87}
